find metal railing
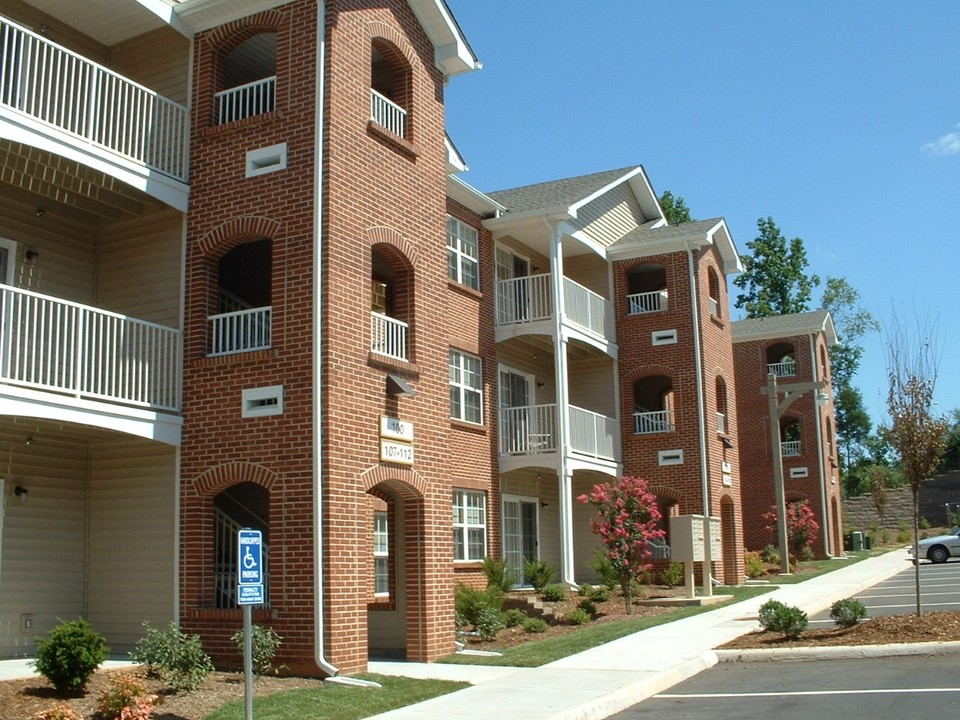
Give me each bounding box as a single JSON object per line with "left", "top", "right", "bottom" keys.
{"left": 627, "top": 290, "right": 668, "bottom": 315}
{"left": 0, "top": 285, "right": 181, "bottom": 411}
{"left": 370, "top": 311, "right": 408, "bottom": 361}
{"left": 499, "top": 404, "right": 557, "bottom": 455}
{"left": 634, "top": 410, "right": 674, "bottom": 435}
{"left": 716, "top": 411, "right": 726, "bottom": 434}
{"left": 781, "top": 440, "right": 802, "bottom": 457}
{"left": 569, "top": 405, "right": 616, "bottom": 460}
{"left": 214, "top": 508, "right": 269, "bottom": 609}
{"left": 208, "top": 306, "right": 271, "bottom": 357}
{"left": 563, "top": 277, "right": 613, "bottom": 339}
{"left": 370, "top": 88, "right": 406, "bottom": 137}
{"left": 215, "top": 75, "right": 276, "bottom": 125}
{"left": 496, "top": 273, "right": 552, "bottom": 325}
{"left": 0, "top": 17, "right": 188, "bottom": 181}
{"left": 767, "top": 360, "right": 797, "bottom": 377}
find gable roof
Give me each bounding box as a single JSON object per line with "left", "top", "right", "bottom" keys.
{"left": 608, "top": 218, "right": 743, "bottom": 274}
{"left": 488, "top": 166, "right": 648, "bottom": 216}
{"left": 731, "top": 310, "right": 839, "bottom": 346}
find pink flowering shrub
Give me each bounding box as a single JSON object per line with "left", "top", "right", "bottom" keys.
{"left": 93, "top": 673, "right": 159, "bottom": 720}
{"left": 578, "top": 475, "right": 665, "bottom": 613}
{"left": 762, "top": 500, "right": 819, "bottom": 561}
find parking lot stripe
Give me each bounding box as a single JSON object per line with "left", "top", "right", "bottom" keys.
{"left": 656, "top": 688, "right": 960, "bottom": 699}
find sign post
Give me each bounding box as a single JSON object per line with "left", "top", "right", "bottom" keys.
{"left": 237, "top": 529, "right": 263, "bottom": 720}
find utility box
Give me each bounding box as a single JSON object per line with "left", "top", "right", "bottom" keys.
{"left": 670, "top": 515, "right": 721, "bottom": 562}
{"left": 851, "top": 531, "right": 863, "bottom": 551}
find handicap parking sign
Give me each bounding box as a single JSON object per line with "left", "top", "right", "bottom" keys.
{"left": 237, "top": 529, "right": 263, "bottom": 586}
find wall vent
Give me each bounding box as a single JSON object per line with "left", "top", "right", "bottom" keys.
{"left": 246, "top": 143, "right": 287, "bottom": 178}
{"left": 658, "top": 449, "right": 684, "bottom": 466}
{"left": 651, "top": 329, "right": 678, "bottom": 346}
{"left": 243, "top": 385, "right": 284, "bottom": 418}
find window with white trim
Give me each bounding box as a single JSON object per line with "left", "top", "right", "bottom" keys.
{"left": 449, "top": 349, "right": 482, "bottom": 424}
{"left": 453, "top": 490, "right": 487, "bottom": 561}
{"left": 373, "top": 512, "right": 389, "bottom": 596}
{"left": 447, "top": 216, "right": 479, "bottom": 290}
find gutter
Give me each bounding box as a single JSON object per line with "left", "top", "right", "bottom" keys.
{"left": 810, "top": 333, "right": 832, "bottom": 557}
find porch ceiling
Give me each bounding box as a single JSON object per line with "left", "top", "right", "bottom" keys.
{"left": 15, "top": 0, "right": 173, "bottom": 46}
{"left": 504, "top": 333, "right": 599, "bottom": 363}
{"left": 0, "top": 139, "right": 166, "bottom": 220}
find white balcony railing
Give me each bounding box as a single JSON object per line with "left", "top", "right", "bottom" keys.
{"left": 208, "top": 306, "right": 271, "bottom": 357}
{"left": 0, "top": 285, "right": 181, "bottom": 411}
{"left": 767, "top": 360, "right": 797, "bottom": 377}
{"left": 709, "top": 297, "right": 719, "bottom": 317}
{"left": 370, "top": 312, "right": 408, "bottom": 361}
{"left": 634, "top": 410, "right": 674, "bottom": 435}
{"left": 563, "top": 277, "right": 613, "bottom": 339}
{"left": 215, "top": 76, "right": 276, "bottom": 125}
{"left": 499, "top": 404, "right": 557, "bottom": 455}
{"left": 781, "top": 440, "right": 801, "bottom": 457}
{"left": 0, "top": 17, "right": 189, "bottom": 181}
{"left": 716, "top": 411, "right": 726, "bottom": 434}
{"left": 627, "top": 290, "right": 668, "bottom": 315}
{"left": 496, "top": 273, "right": 552, "bottom": 326}
{"left": 370, "top": 89, "right": 407, "bottom": 138}
{"left": 569, "top": 405, "right": 616, "bottom": 460}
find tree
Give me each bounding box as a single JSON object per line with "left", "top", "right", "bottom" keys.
{"left": 885, "top": 315, "right": 948, "bottom": 616}
{"left": 733, "top": 217, "right": 820, "bottom": 318}
{"left": 762, "top": 500, "right": 820, "bottom": 562}
{"left": 577, "top": 475, "right": 665, "bottom": 614}
{"left": 659, "top": 190, "right": 692, "bottom": 225}
{"left": 937, "top": 409, "right": 960, "bottom": 473}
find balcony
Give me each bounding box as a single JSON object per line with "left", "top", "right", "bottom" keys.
{"left": 495, "top": 274, "right": 613, "bottom": 344}
{"left": 208, "top": 307, "right": 271, "bottom": 357}
{"left": 0, "top": 17, "right": 188, "bottom": 182}
{"left": 0, "top": 285, "right": 181, "bottom": 412}
{"left": 767, "top": 360, "right": 797, "bottom": 377}
{"left": 716, "top": 411, "right": 726, "bottom": 434}
{"left": 634, "top": 410, "right": 674, "bottom": 435}
{"left": 215, "top": 76, "right": 276, "bottom": 125}
{"left": 370, "top": 312, "right": 408, "bottom": 362}
{"left": 499, "top": 403, "right": 616, "bottom": 461}
{"left": 370, "top": 89, "right": 406, "bottom": 138}
{"left": 781, "top": 440, "right": 801, "bottom": 457}
{"left": 627, "top": 290, "right": 668, "bottom": 315}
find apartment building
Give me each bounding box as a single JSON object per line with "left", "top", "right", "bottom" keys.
{"left": 732, "top": 310, "right": 843, "bottom": 558}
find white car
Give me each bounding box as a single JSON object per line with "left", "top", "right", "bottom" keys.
{"left": 911, "top": 527, "right": 960, "bottom": 563}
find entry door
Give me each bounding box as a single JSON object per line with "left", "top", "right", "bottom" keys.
{"left": 499, "top": 366, "right": 534, "bottom": 454}
{"left": 495, "top": 246, "right": 530, "bottom": 322}
{"left": 502, "top": 495, "right": 539, "bottom": 587}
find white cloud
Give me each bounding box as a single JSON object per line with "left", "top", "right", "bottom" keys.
{"left": 922, "top": 124, "right": 960, "bottom": 155}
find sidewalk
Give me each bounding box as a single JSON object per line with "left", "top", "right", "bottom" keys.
{"left": 365, "top": 549, "right": 912, "bottom": 720}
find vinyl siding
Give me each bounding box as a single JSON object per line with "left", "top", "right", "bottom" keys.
{"left": 110, "top": 28, "right": 191, "bottom": 106}
{"left": 576, "top": 183, "right": 645, "bottom": 248}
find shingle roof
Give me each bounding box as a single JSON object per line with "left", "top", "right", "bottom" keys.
{"left": 731, "top": 310, "right": 838, "bottom": 345}
{"left": 609, "top": 218, "right": 726, "bottom": 252}
{"left": 488, "top": 166, "right": 640, "bottom": 214}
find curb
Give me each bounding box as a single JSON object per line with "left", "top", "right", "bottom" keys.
{"left": 715, "top": 640, "right": 960, "bottom": 663}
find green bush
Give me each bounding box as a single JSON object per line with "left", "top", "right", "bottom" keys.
{"left": 577, "top": 597, "right": 597, "bottom": 616}
{"left": 32, "top": 618, "right": 109, "bottom": 693}
{"left": 523, "top": 559, "right": 557, "bottom": 592}
{"left": 567, "top": 608, "right": 591, "bottom": 625}
{"left": 502, "top": 608, "right": 528, "bottom": 628}
{"left": 830, "top": 598, "right": 868, "bottom": 629}
{"left": 587, "top": 550, "right": 619, "bottom": 590}
{"left": 659, "top": 562, "right": 684, "bottom": 588}
{"left": 482, "top": 557, "right": 515, "bottom": 594}
{"left": 522, "top": 617, "right": 549, "bottom": 634}
{"left": 757, "top": 599, "right": 807, "bottom": 639}
{"left": 455, "top": 583, "right": 504, "bottom": 629}
{"left": 232, "top": 625, "right": 283, "bottom": 675}
{"left": 744, "top": 551, "right": 765, "bottom": 579}
{"left": 130, "top": 621, "right": 214, "bottom": 692}
{"left": 540, "top": 583, "right": 567, "bottom": 602}
{"left": 760, "top": 544, "right": 780, "bottom": 565}
{"left": 920, "top": 517, "right": 931, "bottom": 530}
{"left": 473, "top": 606, "right": 505, "bottom": 640}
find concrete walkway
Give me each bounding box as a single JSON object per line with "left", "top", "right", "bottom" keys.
{"left": 365, "top": 549, "right": 913, "bottom": 720}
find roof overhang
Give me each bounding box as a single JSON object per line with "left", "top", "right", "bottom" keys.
{"left": 406, "top": 0, "right": 481, "bottom": 78}
{"left": 608, "top": 218, "right": 743, "bottom": 274}
{"left": 447, "top": 174, "right": 504, "bottom": 217}
{"left": 732, "top": 311, "right": 839, "bottom": 346}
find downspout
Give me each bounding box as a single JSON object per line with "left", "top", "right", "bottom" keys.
{"left": 810, "top": 333, "right": 832, "bottom": 557}
{"left": 686, "top": 243, "right": 713, "bottom": 595}
{"left": 312, "top": 0, "right": 338, "bottom": 678}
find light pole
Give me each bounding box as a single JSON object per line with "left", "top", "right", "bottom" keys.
{"left": 761, "top": 373, "right": 826, "bottom": 574}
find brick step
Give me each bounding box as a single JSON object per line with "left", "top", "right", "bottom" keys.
{"left": 502, "top": 594, "right": 563, "bottom": 622}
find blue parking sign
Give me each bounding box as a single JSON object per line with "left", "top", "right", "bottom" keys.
{"left": 238, "top": 529, "right": 263, "bottom": 586}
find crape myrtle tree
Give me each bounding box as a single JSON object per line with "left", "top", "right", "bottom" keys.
{"left": 884, "top": 314, "right": 947, "bottom": 616}
{"left": 578, "top": 475, "right": 665, "bottom": 614}
{"left": 761, "top": 499, "right": 820, "bottom": 563}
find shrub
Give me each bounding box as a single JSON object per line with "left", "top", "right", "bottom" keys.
{"left": 523, "top": 559, "right": 557, "bottom": 592}
{"left": 762, "top": 500, "right": 819, "bottom": 561}
{"left": 473, "top": 606, "right": 505, "bottom": 640}
{"left": 587, "top": 585, "right": 610, "bottom": 603}
{"left": 577, "top": 597, "right": 597, "bottom": 616}
{"left": 32, "top": 704, "right": 84, "bottom": 720}
{"left": 540, "top": 583, "right": 567, "bottom": 602}
{"left": 920, "top": 517, "right": 931, "bottom": 530}
{"left": 757, "top": 599, "right": 807, "bottom": 639}
{"left": 455, "top": 583, "right": 504, "bottom": 630}
{"left": 522, "top": 617, "right": 549, "bottom": 633}
{"left": 93, "top": 673, "right": 158, "bottom": 720}
{"left": 502, "top": 608, "right": 528, "bottom": 628}
{"left": 130, "top": 622, "right": 214, "bottom": 692}
{"left": 567, "top": 608, "right": 591, "bottom": 625}
{"left": 32, "top": 618, "right": 109, "bottom": 693}
{"left": 830, "top": 598, "right": 868, "bottom": 628}
{"left": 587, "top": 550, "right": 620, "bottom": 590}
{"left": 482, "top": 557, "right": 515, "bottom": 594}
{"left": 659, "top": 562, "right": 684, "bottom": 588}
{"left": 744, "top": 551, "right": 765, "bottom": 579}
{"left": 232, "top": 625, "right": 283, "bottom": 675}
{"left": 760, "top": 545, "right": 780, "bottom": 565}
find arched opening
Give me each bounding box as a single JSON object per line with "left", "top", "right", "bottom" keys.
{"left": 766, "top": 342, "right": 796, "bottom": 377}
{"left": 210, "top": 238, "right": 272, "bottom": 356}
{"left": 720, "top": 495, "right": 739, "bottom": 585}
{"left": 213, "top": 482, "right": 270, "bottom": 609}
{"left": 370, "top": 244, "right": 414, "bottom": 361}
{"left": 707, "top": 267, "right": 721, "bottom": 318}
{"left": 626, "top": 263, "right": 667, "bottom": 314}
{"left": 780, "top": 416, "right": 802, "bottom": 457}
{"left": 370, "top": 39, "right": 412, "bottom": 139}
{"left": 715, "top": 376, "right": 728, "bottom": 434}
{"left": 216, "top": 33, "right": 277, "bottom": 124}
{"left": 633, "top": 375, "right": 675, "bottom": 434}
{"left": 831, "top": 496, "right": 841, "bottom": 557}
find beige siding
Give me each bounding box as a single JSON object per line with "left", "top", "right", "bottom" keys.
{"left": 0, "top": 432, "right": 88, "bottom": 657}
{"left": 567, "top": 356, "right": 616, "bottom": 417}
{"left": 96, "top": 209, "right": 183, "bottom": 327}
{"left": 86, "top": 441, "right": 177, "bottom": 652}
{"left": 0, "top": 0, "right": 108, "bottom": 62}
{"left": 573, "top": 474, "right": 607, "bottom": 583}
{"left": 110, "top": 28, "right": 191, "bottom": 106}
{"left": 565, "top": 253, "right": 609, "bottom": 298}
{"left": 577, "top": 183, "right": 645, "bottom": 247}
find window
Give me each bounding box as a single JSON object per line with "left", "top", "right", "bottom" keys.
{"left": 707, "top": 267, "right": 721, "bottom": 318}
{"left": 447, "top": 216, "right": 479, "bottom": 290}
{"left": 449, "top": 349, "right": 482, "bottom": 424}
{"left": 210, "top": 239, "right": 272, "bottom": 356}
{"left": 453, "top": 490, "right": 486, "bottom": 561}
{"left": 371, "top": 39, "right": 411, "bottom": 139}
{"left": 374, "top": 512, "right": 389, "bottom": 596}
{"left": 216, "top": 33, "right": 277, "bottom": 124}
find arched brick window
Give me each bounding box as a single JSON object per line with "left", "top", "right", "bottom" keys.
{"left": 370, "top": 39, "right": 412, "bottom": 139}
{"left": 215, "top": 32, "right": 277, "bottom": 124}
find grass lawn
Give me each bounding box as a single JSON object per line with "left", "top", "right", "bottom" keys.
{"left": 204, "top": 674, "right": 469, "bottom": 720}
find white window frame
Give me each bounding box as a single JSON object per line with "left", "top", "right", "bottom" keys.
{"left": 449, "top": 349, "right": 483, "bottom": 424}
{"left": 373, "top": 511, "right": 389, "bottom": 596}
{"left": 447, "top": 216, "right": 479, "bottom": 290}
{"left": 0, "top": 238, "right": 18, "bottom": 285}
{"left": 453, "top": 489, "right": 487, "bottom": 562}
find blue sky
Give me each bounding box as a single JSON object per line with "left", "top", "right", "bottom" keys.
{"left": 444, "top": 1, "right": 960, "bottom": 428}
